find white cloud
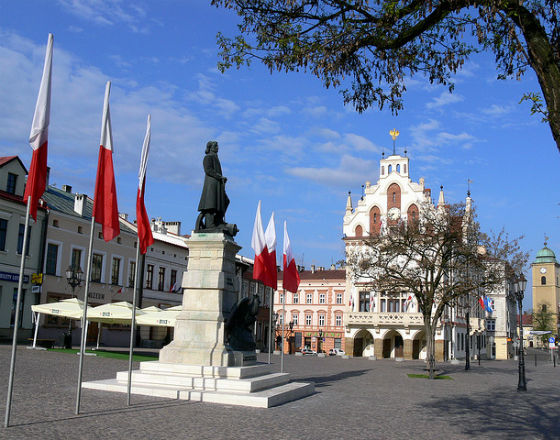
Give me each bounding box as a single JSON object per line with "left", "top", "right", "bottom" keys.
{"left": 343, "top": 133, "right": 381, "bottom": 153}
{"left": 482, "top": 104, "right": 514, "bottom": 116}
{"left": 251, "top": 118, "right": 280, "bottom": 134}
{"left": 286, "top": 154, "right": 376, "bottom": 188}
{"left": 187, "top": 73, "right": 240, "bottom": 118}
{"left": 303, "top": 105, "right": 328, "bottom": 118}
{"left": 426, "top": 91, "right": 464, "bottom": 109}
{"left": 56, "top": 0, "right": 150, "bottom": 33}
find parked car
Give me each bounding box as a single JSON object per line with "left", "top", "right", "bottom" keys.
{"left": 301, "top": 348, "right": 317, "bottom": 356}
{"left": 329, "top": 348, "right": 345, "bottom": 356}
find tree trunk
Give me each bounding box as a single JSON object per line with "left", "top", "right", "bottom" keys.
{"left": 503, "top": 0, "right": 560, "bottom": 152}
{"left": 424, "top": 317, "right": 436, "bottom": 379}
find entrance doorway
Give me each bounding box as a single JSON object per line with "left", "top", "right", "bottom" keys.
{"left": 382, "top": 330, "right": 404, "bottom": 359}
{"left": 353, "top": 329, "right": 374, "bottom": 357}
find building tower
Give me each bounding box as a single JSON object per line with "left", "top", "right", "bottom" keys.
{"left": 531, "top": 241, "right": 560, "bottom": 336}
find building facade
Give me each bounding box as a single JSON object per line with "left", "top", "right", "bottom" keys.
{"left": 275, "top": 267, "right": 346, "bottom": 354}
{"left": 0, "top": 156, "right": 47, "bottom": 340}
{"left": 531, "top": 244, "right": 560, "bottom": 337}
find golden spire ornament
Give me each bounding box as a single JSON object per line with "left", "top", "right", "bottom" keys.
{"left": 389, "top": 128, "right": 400, "bottom": 155}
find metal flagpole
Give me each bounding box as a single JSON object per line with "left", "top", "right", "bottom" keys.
{"left": 280, "top": 288, "right": 285, "bottom": 373}
{"left": 4, "top": 202, "right": 31, "bottom": 427}
{"left": 268, "top": 289, "right": 274, "bottom": 364}
{"left": 127, "top": 245, "right": 142, "bottom": 405}
{"left": 75, "top": 216, "right": 96, "bottom": 415}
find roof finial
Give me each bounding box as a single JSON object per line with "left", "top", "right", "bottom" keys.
{"left": 389, "top": 128, "right": 399, "bottom": 155}
{"left": 467, "top": 178, "right": 472, "bottom": 197}
{"left": 544, "top": 233, "right": 549, "bottom": 247}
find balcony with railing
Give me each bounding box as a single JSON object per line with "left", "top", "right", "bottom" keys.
{"left": 347, "top": 312, "right": 424, "bottom": 327}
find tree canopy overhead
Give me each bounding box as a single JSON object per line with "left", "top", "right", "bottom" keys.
{"left": 213, "top": 0, "right": 560, "bottom": 151}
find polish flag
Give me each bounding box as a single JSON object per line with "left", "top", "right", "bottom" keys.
{"left": 136, "top": 114, "right": 154, "bottom": 255}
{"left": 282, "top": 221, "right": 300, "bottom": 293}
{"left": 264, "top": 212, "right": 277, "bottom": 289}
{"left": 92, "top": 81, "right": 120, "bottom": 242}
{"left": 24, "top": 33, "right": 53, "bottom": 221}
{"left": 251, "top": 201, "right": 268, "bottom": 284}
{"left": 478, "top": 296, "right": 485, "bottom": 311}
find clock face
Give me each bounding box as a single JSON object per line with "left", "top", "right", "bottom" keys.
{"left": 540, "top": 267, "right": 547, "bottom": 274}
{"left": 388, "top": 207, "right": 401, "bottom": 220}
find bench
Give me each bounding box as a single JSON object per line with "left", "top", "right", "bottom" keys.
{"left": 28, "top": 338, "right": 55, "bottom": 349}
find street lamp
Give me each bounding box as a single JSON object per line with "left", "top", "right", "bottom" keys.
{"left": 272, "top": 312, "right": 279, "bottom": 350}
{"left": 65, "top": 265, "right": 83, "bottom": 348}
{"left": 513, "top": 274, "right": 527, "bottom": 391}
{"left": 318, "top": 329, "right": 323, "bottom": 354}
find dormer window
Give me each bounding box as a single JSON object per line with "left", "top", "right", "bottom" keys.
{"left": 7, "top": 173, "right": 17, "bottom": 194}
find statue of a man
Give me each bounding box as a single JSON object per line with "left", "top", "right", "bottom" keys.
{"left": 195, "top": 141, "right": 237, "bottom": 236}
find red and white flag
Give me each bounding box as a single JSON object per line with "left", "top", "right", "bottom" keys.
{"left": 369, "top": 293, "right": 375, "bottom": 311}
{"left": 251, "top": 201, "right": 268, "bottom": 284}
{"left": 282, "top": 221, "right": 300, "bottom": 293}
{"left": 264, "top": 212, "right": 277, "bottom": 289}
{"left": 404, "top": 294, "right": 413, "bottom": 312}
{"left": 92, "top": 81, "right": 120, "bottom": 242}
{"left": 136, "top": 114, "right": 154, "bottom": 255}
{"left": 24, "top": 33, "right": 53, "bottom": 221}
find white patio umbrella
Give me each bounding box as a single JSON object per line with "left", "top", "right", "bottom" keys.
{"left": 140, "top": 306, "right": 163, "bottom": 313}
{"left": 87, "top": 301, "right": 144, "bottom": 349}
{"left": 136, "top": 307, "right": 181, "bottom": 327}
{"left": 30, "top": 298, "right": 87, "bottom": 348}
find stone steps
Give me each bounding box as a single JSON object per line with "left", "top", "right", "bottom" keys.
{"left": 82, "top": 361, "right": 314, "bottom": 408}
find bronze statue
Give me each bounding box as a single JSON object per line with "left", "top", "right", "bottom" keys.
{"left": 195, "top": 141, "right": 238, "bottom": 236}
{"left": 225, "top": 295, "right": 260, "bottom": 351}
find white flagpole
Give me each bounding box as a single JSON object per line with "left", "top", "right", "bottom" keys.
{"left": 75, "top": 217, "right": 95, "bottom": 414}
{"left": 4, "top": 202, "right": 31, "bottom": 427}
{"left": 280, "top": 288, "right": 285, "bottom": 373}
{"left": 127, "top": 244, "right": 141, "bottom": 405}
{"left": 268, "top": 289, "right": 274, "bottom": 364}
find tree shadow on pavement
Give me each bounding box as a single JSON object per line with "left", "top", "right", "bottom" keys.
{"left": 297, "top": 369, "right": 371, "bottom": 388}
{"left": 421, "top": 386, "right": 559, "bottom": 438}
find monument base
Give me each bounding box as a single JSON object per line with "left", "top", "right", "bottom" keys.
{"left": 159, "top": 342, "right": 256, "bottom": 367}
{"left": 82, "top": 361, "right": 314, "bottom": 408}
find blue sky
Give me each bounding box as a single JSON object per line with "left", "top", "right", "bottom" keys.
{"left": 1, "top": 1, "right": 558, "bottom": 309}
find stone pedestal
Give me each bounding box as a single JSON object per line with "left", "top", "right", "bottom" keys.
{"left": 159, "top": 232, "right": 254, "bottom": 367}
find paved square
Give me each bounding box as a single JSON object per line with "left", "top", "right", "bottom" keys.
{"left": 0, "top": 345, "right": 558, "bottom": 439}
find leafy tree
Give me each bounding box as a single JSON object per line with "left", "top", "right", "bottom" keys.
{"left": 532, "top": 304, "right": 554, "bottom": 345}
{"left": 345, "top": 201, "right": 527, "bottom": 378}
{"left": 213, "top": 0, "right": 560, "bottom": 151}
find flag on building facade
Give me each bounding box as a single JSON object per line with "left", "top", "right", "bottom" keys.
{"left": 136, "top": 114, "right": 154, "bottom": 255}
{"left": 282, "top": 221, "right": 300, "bottom": 293}
{"left": 478, "top": 296, "right": 485, "bottom": 311}
{"left": 92, "top": 81, "right": 120, "bottom": 242}
{"left": 369, "top": 293, "right": 375, "bottom": 311}
{"left": 251, "top": 201, "right": 268, "bottom": 284}
{"left": 484, "top": 296, "right": 493, "bottom": 313}
{"left": 24, "top": 33, "right": 53, "bottom": 221}
{"left": 404, "top": 294, "right": 413, "bottom": 312}
{"left": 264, "top": 212, "right": 277, "bottom": 289}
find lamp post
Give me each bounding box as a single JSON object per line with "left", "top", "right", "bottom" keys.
{"left": 514, "top": 274, "right": 527, "bottom": 391}
{"left": 65, "top": 265, "right": 84, "bottom": 349}
{"left": 318, "top": 329, "right": 323, "bottom": 354}
{"left": 272, "top": 312, "right": 278, "bottom": 350}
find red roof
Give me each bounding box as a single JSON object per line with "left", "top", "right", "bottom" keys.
{"left": 0, "top": 156, "right": 28, "bottom": 172}
{"left": 518, "top": 313, "right": 533, "bottom": 326}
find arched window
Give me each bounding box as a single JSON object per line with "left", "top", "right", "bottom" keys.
{"left": 355, "top": 225, "right": 363, "bottom": 237}
{"left": 541, "top": 276, "right": 546, "bottom": 285}
{"left": 403, "top": 164, "right": 407, "bottom": 174}
{"left": 388, "top": 165, "right": 392, "bottom": 174}
{"left": 381, "top": 166, "right": 385, "bottom": 175}
{"left": 396, "top": 164, "right": 401, "bottom": 173}
{"left": 407, "top": 204, "right": 419, "bottom": 226}
{"left": 387, "top": 183, "right": 401, "bottom": 215}
{"left": 369, "top": 206, "right": 381, "bottom": 235}
{"left": 392, "top": 192, "right": 396, "bottom": 202}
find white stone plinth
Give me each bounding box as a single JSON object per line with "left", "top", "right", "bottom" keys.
{"left": 159, "top": 233, "right": 250, "bottom": 366}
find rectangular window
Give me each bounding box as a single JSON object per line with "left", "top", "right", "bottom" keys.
{"left": 129, "top": 261, "right": 136, "bottom": 287}
{"left": 146, "top": 264, "right": 154, "bottom": 289}
{"left": 71, "top": 248, "right": 82, "bottom": 270}
{"left": 319, "top": 293, "right": 325, "bottom": 304}
{"left": 336, "top": 293, "right": 343, "bottom": 304}
{"left": 293, "top": 293, "right": 299, "bottom": 304}
{"left": 380, "top": 299, "right": 386, "bottom": 312}
{"left": 359, "top": 291, "right": 370, "bottom": 312}
{"left": 486, "top": 319, "right": 496, "bottom": 332}
{"left": 318, "top": 315, "right": 325, "bottom": 326}
{"left": 45, "top": 243, "right": 58, "bottom": 275}
{"left": 91, "top": 254, "right": 103, "bottom": 282}
{"left": 17, "top": 224, "right": 31, "bottom": 255}
{"left": 306, "top": 293, "right": 312, "bottom": 304}
{"left": 278, "top": 313, "right": 284, "bottom": 325}
{"left": 0, "top": 218, "right": 7, "bottom": 250}
{"left": 279, "top": 293, "right": 284, "bottom": 304}
{"left": 305, "top": 314, "right": 312, "bottom": 326}
{"left": 111, "top": 257, "right": 121, "bottom": 285}
{"left": 334, "top": 338, "right": 341, "bottom": 349}
{"left": 170, "top": 270, "right": 177, "bottom": 291}
{"left": 292, "top": 314, "right": 298, "bottom": 325}
{"left": 158, "top": 267, "right": 165, "bottom": 291}
{"left": 335, "top": 315, "right": 342, "bottom": 326}
{"left": 7, "top": 172, "right": 17, "bottom": 194}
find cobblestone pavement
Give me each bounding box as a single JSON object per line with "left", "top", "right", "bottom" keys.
{"left": 0, "top": 345, "right": 558, "bottom": 440}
